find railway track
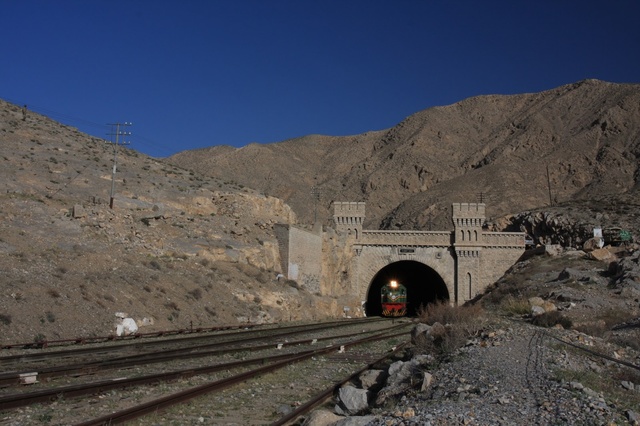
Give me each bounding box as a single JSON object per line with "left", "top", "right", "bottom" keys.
{"left": 0, "top": 317, "right": 413, "bottom": 425}
{"left": 0, "top": 317, "right": 387, "bottom": 387}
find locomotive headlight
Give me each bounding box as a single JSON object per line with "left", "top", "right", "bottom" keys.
{"left": 390, "top": 280, "right": 398, "bottom": 288}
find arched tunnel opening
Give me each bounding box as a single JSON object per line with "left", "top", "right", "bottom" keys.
{"left": 365, "top": 260, "right": 449, "bottom": 317}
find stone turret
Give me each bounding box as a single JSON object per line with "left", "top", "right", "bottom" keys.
{"left": 452, "top": 203, "right": 485, "bottom": 303}
{"left": 333, "top": 202, "right": 365, "bottom": 239}
{"left": 452, "top": 203, "right": 485, "bottom": 246}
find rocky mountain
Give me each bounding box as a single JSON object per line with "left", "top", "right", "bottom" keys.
{"left": 2, "top": 79, "right": 640, "bottom": 344}
{"left": 169, "top": 79, "right": 640, "bottom": 236}
{"left": 2, "top": 81, "right": 639, "bottom": 424}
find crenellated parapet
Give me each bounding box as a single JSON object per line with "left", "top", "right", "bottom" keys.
{"left": 452, "top": 203, "right": 485, "bottom": 247}
{"left": 361, "top": 230, "right": 452, "bottom": 247}
{"left": 483, "top": 232, "right": 526, "bottom": 248}
{"left": 333, "top": 201, "right": 365, "bottom": 239}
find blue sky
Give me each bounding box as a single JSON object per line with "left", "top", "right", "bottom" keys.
{"left": 2, "top": 1, "right": 639, "bottom": 158}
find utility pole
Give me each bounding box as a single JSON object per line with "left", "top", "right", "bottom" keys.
{"left": 546, "top": 165, "right": 553, "bottom": 207}
{"left": 106, "top": 122, "right": 132, "bottom": 209}
{"left": 310, "top": 185, "right": 321, "bottom": 224}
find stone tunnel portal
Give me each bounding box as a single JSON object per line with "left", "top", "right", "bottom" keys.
{"left": 365, "top": 260, "right": 449, "bottom": 317}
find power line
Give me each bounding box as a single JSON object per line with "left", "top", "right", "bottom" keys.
{"left": 1, "top": 96, "right": 176, "bottom": 157}
{"left": 106, "top": 122, "right": 132, "bottom": 209}
{"left": 1, "top": 96, "right": 107, "bottom": 131}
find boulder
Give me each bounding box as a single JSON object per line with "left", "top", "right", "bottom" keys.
{"left": 302, "top": 409, "right": 342, "bottom": 426}
{"left": 358, "top": 369, "right": 387, "bottom": 390}
{"left": 589, "top": 248, "right": 616, "bottom": 261}
{"left": 544, "top": 244, "right": 563, "bottom": 256}
{"left": 531, "top": 305, "right": 546, "bottom": 316}
{"left": 582, "top": 237, "right": 604, "bottom": 252}
{"left": 542, "top": 300, "right": 557, "bottom": 312}
{"left": 375, "top": 355, "right": 433, "bottom": 406}
{"left": 334, "top": 416, "right": 378, "bottom": 426}
{"left": 421, "top": 371, "right": 434, "bottom": 391}
{"left": 411, "top": 323, "right": 431, "bottom": 346}
{"left": 528, "top": 297, "right": 544, "bottom": 307}
{"left": 115, "top": 317, "right": 139, "bottom": 336}
{"left": 335, "top": 386, "right": 370, "bottom": 415}
{"left": 386, "top": 360, "right": 413, "bottom": 387}
{"left": 428, "top": 322, "right": 446, "bottom": 341}
{"left": 558, "top": 268, "right": 592, "bottom": 282}
{"left": 626, "top": 409, "right": 639, "bottom": 425}
{"left": 72, "top": 204, "right": 86, "bottom": 219}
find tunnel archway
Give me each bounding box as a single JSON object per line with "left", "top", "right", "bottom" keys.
{"left": 365, "top": 260, "right": 449, "bottom": 317}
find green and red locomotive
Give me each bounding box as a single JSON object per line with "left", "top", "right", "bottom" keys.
{"left": 381, "top": 280, "right": 407, "bottom": 317}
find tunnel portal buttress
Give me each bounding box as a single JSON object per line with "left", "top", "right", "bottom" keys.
{"left": 365, "top": 260, "right": 449, "bottom": 317}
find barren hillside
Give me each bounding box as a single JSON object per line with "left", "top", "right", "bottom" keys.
{"left": 169, "top": 79, "right": 640, "bottom": 233}
{"left": 0, "top": 100, "right": 337, "bottom": 344}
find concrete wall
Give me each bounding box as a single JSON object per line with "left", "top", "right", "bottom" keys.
{"left": 286, "top": 226, "right": 323, "bottom": 294}
{"left": 273, "top": 224, "right": 291, "bottom": 275}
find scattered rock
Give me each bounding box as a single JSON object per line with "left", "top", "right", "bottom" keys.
{"left": 302, "top": 409, "right": 342, "bottom": 426}
{"left": 72, "top": 204, "right": 86, "bottom": 219}
{"left": 621, "top": 381, "right": 636, "bottom": 391}
{"left": 421, "top": 372, "right": 433, "bottom": 392}
{"left": 589, "top": 248, "right": 616, "bottom": 261}
{"left": 336, "top": 386, "right": 370, "bottom": 415}
{"left": 359, "top": 369, "right": 387, "bottom": 390}
{"left": 411, "top": 323, "right": 431, "bottom": 346}
{"left": 334, "top": 416, "right": 378, "bottom": 426}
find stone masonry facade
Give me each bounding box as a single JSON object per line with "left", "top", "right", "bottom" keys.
{"left": 278, "top": 202, "right": 525, "bottom": 313}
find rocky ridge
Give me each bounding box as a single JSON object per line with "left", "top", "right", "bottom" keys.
{"left": 169, "top": 79, "right": 640, "bottom": 231}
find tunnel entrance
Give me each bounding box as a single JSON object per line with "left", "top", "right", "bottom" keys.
{"left": 365, "top": 260, "right": 449, "bottom": 317}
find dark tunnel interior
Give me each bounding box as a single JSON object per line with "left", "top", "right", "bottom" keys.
{"left": 365, "top": 260, "right": 449, "bottom": 317}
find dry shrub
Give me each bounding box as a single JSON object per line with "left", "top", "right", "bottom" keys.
{"left": 531, "top": 311, "right": 572, "bottom": 329}
{"left": 417, "top": 302, "right": 486, "bottom": 357}
{"left": 164, "top": 301, "right": 179, "bottom": 311}
{"left": 0, "top": 313, "right": 11, "bottom": 326}
{"left": 47, "top": 289, "right": 61, "bottom": 298}
{"left": 573, "top": 309, "right": 636, "bottom": 338}
{"left": 255, "top": 271, "right": 270, "bottom": 284}
{"left": 482, "top": 275, "right": 538, "bottom": 306}
{"left": 285, "top": 279, "right": 301, "bottom": 290}
{"left": 419, "top": 302, "right": 484, "bottom": 330}
{"left": 611, "top": 329, "right": 640, "bottom": 352}
{"left": 596, "top": 309, "right": 637, "bottom": 329}
{"left": 170, "top": 252, "right": 188, "bottom": 260}
{"left": 500, "top": 296, "right": 531, "bottom": 316}
{"left": 188, "top": 288, "right": 202, "bottom": 300}
{"left": 573, "top": 320, "right": 608, "bottom": 337}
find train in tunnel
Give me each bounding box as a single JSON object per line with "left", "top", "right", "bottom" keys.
{"left": 380, "top": 280, "right": 407, "bottom": 317}
{"left": 366, "top": 260, "right": 450, "bottom": 317}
